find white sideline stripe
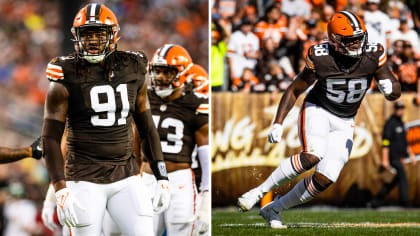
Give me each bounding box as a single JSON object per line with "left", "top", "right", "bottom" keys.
{"left": 219, "top": 222, "right": 420, "bottom": 228}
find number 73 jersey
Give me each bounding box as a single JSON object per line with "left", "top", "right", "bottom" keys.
{"left": 148, "top": 90, "right": 209, "bottom": 163}
{"left": 304, "top": 42, "right": 387, "bottom": 118}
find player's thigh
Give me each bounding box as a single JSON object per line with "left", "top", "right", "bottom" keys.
{"left": 107, "top": 175, "right": 154, "bottom": 236}
{"left": 316, "top": 128, "right": 354, "bottom": 182}
{"left": 164, "top": 169, "right": 197, "bottom": 236}
{"left": 102, "top": 210, "right": 121, "bottom": 236}
{"left": 299, "top": 102, "right": 330, "bottom": 159}
{"left": 66, "top": 181, "right": 107, "bottom": 235}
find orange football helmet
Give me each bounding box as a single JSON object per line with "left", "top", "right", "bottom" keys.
{"left": 149, "top": 44, "right": 193, "bottom": 97}
{"left": 328, "top": 11, "right": 367, "bottom": 57}
{"left": 71, "top": 4, "right": 120, "bottom": 63}
{"left": 185, "top": 64, "right": 209, "bottom": 95}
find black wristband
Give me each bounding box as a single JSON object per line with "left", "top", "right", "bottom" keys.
{"left": 150, "top": 160, "right": 169, "bottom": 180}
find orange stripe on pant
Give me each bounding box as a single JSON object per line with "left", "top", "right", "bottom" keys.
{"left": 299, "top": 102, "right": 308, "bottom": 152}
{"left": 190, "top": 169, "right": 197, "bottom": 236}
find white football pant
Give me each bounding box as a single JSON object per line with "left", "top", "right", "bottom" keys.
{"left": 66, "top": 175, "right": 153, "bottom": 236}
{"left": 299, "top": 102, "right": 355, "bottom": 181}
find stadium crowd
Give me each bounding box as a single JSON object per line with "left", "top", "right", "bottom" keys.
{"left": 211, "top": 0, "right": 420, "bottom": 95}
{"left": 0, "top": 0, "right": 207, "bottom": 235}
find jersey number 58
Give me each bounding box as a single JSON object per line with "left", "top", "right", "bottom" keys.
{"left": 326, "top": 78, "right": 368, "bottom": 104}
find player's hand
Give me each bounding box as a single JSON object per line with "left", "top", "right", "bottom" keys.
{"left": 55, "top": 188, "right": 85, "bottom": 227}
{"left": 268, "top": 123, "right": 283, "bottom": 143}
{"left": 30, "top": 136, "right": 42, "bottom": 159}
{"left": 378, "top": 79, "right": 392, "bottom": 95}
{"left": 42, "top": 202, "right": 59, "bottom": 231}
{"left": 152, "top": 180, "right": 170, "bottom": 214}
{"left": 193, "top": 191, "right": 210, "bottom": 236}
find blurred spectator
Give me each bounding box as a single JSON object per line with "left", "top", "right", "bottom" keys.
{"left": 232, "top": 68, "right": 263, "bottom": 93}
{"left": 254, "top": 5, "right": 287, "bottom": 48}
{"left": 227, "top": 18, "right": 260, "bottom": 82}
{"left": 261, "top": 62, "right": 292, "bottom": 92}
{"left": 211, "top": 21, "right": 229, "bottom": 92}
{"left": 317, "top": 4, "right": 335, "bottom": 36}
{"left": 392, "top": 41, "right": 420, "bottom": 93}
{"left": 281, "top": 0, "right": 311, "bottom": 18}
{"left": 3, "top": 182, "right": 42, "bottom": 236}
{"left": 364, "top": 0, "right": 392, "bottom": 50}
{"left": 390, "top": 17, "right": 420, "bottom": 55}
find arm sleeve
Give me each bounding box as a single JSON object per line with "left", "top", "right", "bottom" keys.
{"left": 133, "top": 110, "right": 168, "bottom": 180}
{"left": 193, "top": 103, "right": 209, "bottom": 130}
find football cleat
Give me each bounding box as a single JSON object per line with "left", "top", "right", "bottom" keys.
{"left": 259, "top": 196, "right": 286, "bottom": 229}
{"left": 237, "top": 188, "right": 264, "bottom": 211}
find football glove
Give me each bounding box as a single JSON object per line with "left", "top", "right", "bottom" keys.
{"left": 30, "top": 136, "right": 42, "bottom": 160}
{"left": 193, "top": 191, "right": 210, "bottom": 236}
{"left": 42, "top": 202, "right": 59, "bottom": 231}
{"left": 268, "top": 123, "right": 283, "bottom": 143}
{"left": 55, "top": 188, "right": 86, "bottom": 227}
{"left": 378, "top": 79, "right": 393, "bottom": 95}
{"left": 152, "top": 180, "right": 170, "bottom": 214}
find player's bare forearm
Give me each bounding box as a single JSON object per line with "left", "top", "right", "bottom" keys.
{"left": 195, "top": 124, "right": 209, "bottom": 147}
{"left": 42, "top": 82, "right": 68, "bottom": 191}
{"left": 274, "top": 70, "right": 314, "bottom": 124}
{"left": 381, "top": 147, "right": 390, "bottom": 167}
{"left": 0, "top": 147, "right": 31, "bottom": 163}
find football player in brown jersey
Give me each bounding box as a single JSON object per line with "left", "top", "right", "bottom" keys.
{"left": 143, "top": 44, "right": 209, "bottom": 236}
{"left": 238, "top": 11, "right": 401, "bottom": 228}
{"left": 41, "top": 4, "right": 169, "bottom": 235}
{"left": 0, "top": 137, "right": 42, "bottom": 163}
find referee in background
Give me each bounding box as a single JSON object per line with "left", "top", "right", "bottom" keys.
{"left": 369, "top": 101, "right": 417, "bottom": 207}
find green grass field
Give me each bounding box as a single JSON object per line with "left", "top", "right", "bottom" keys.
{"left": 212, "top": 208, "right": 420, "bottom": 235}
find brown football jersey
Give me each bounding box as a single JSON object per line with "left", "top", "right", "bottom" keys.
{"left": 46, "top": 51, "right": 148, "bottom": 183}
{"left": 146, "top": 90, "right": 208, "bottom": 163}
{"left": 303, "top": 42, "right": 387, "bottom": 117}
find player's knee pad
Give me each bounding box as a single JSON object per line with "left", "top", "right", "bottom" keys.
{"left": 312, "top": 172, "right": 333, "bottom": 191}
{"left": 300, "top": 152, "right": 321, "bottom": 170}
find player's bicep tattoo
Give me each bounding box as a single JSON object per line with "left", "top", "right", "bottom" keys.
{"left": 44, "top": 82, "right": 69, "bottom": 122}
{"left": 135, "top": 82, "right": 150, "bottom": 113}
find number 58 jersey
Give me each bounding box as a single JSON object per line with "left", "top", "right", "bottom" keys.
{"left": 148, "top": 90, "right": 209, "bottom": 163}
{"left": 304, "top": 42, "right": 387, "bottom": 118}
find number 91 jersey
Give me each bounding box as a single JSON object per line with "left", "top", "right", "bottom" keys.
{"left": 304, "top": 42, "right": 387, "bottom": 117}
{"left": 148, "top": 90, "right": 209, "bottom": 163}
{"left": 45, "top": 51, "right": 148, "bottom": 183}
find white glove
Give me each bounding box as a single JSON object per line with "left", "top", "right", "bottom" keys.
{"left": 378, "top": 79, "right": 393, "bottom": 95}
{"left": 55, "top": 188, "right": 85, "bottom": 227}
{"left": 152, "top": 180, "right": 170, "bottom": 214}
{"left": 193, "top": 191, "right": 209, "bottom": 236}
{"left": 268, "top": 123, "right": 283, "bottom": 143}
{"left": 42, "top": 202, "right": 59, "bottom": 231}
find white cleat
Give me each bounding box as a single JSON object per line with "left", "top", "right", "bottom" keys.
{"left": 237, "top": 188, "right": 264, "bottom": 211}
{"left": 259, "top": 198, "right": 286, "bottom": 229}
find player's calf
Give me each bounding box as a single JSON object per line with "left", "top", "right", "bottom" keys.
{"left": 258, "top": 152, "right": 320, "bottom": 193}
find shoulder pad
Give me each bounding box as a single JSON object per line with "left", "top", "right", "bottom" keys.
{"left": 365, "top": 42, "right": 387, "bottom": 67}
{"left": 196, "top": 103, "right": 209, "bottom": 115}
{"left": 46, "top": 57, "right": 65, "bottom": 81}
